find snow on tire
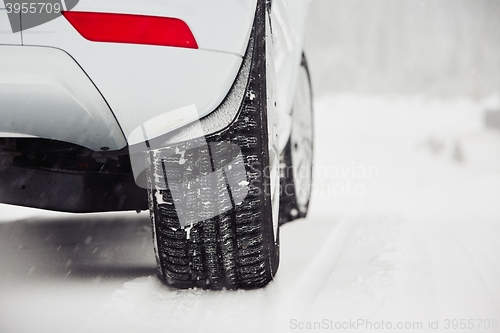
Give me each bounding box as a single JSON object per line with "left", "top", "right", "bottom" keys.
{"left": 146, "top": 0, "right": 279, "bottom": 290}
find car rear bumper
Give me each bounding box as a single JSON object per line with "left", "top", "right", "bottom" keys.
{"left": 0, "top": 45, "right": 127, "bottom": 152}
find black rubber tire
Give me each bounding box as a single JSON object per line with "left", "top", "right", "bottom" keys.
{"left": 279, "top": 54, "right": 314, "bottom": 225}
{"left": 146, "top": 0, "right": 279, "bottom": 290}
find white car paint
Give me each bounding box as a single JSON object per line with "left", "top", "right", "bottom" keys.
{"left": 70, "top": 0, "right": 258, "bottom": 57}
{"left": 11, "top": 16, "right": 243, "bottom": 148}
{"left": 0, "top": 46, "right": 126, "bottom": 151}
{"left": 0, "top": 0, "right": 258, "bottom": 56}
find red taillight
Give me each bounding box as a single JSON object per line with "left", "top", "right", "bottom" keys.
{"left": 62, "top": 11, "right": 198, "bottom": 49}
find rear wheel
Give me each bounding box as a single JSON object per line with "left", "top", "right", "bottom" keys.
{"left": 146, "top": 0, "right": 279, "bottom": 289}
{"left": 279, "top": 54, "right": 314, "bottom": 224}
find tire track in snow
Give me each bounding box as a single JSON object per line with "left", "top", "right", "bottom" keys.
{"left": 272, "top": 216, "right": 358, "bottom": 320}
{"left": 420, "top": 221, "right": 500, "bottom": 322}
{"left": 451, "top": 227, "right": 500, "bottom": 314}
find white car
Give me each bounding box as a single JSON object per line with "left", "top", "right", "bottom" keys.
{"left": 0, "top": 0, "right": 313, "bottom": 289}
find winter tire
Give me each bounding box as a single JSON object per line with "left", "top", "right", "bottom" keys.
{"left": 146, "top": 0, "right": 280, "bottom": 289}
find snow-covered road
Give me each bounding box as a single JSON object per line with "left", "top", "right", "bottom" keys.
{"left": 1, "top": 95, "right": 499, "bottom": 333}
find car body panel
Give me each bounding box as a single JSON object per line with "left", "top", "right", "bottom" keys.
{"left": 65, "top": 0, "right": 257, "bottom": 57}
{"left": 0, "top": 46, "right": 127, "bottom": 151}
{"left": 12, "top": 16, "right": 243, "bottom": 147}
{"left": 1, "top": 0, "right": 258, "bottom": 56}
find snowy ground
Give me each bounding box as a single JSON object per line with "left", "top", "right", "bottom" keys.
{"left": 1, "top": 95, "right": 499, "bottom": 333}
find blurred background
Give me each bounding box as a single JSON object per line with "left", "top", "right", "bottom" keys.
{"left": 305, "top": 0, "right": 500, "bottom": 98}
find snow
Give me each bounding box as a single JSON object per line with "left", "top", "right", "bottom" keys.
{"left": 1, "top": 95, "right": 500, "bottom": 333}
